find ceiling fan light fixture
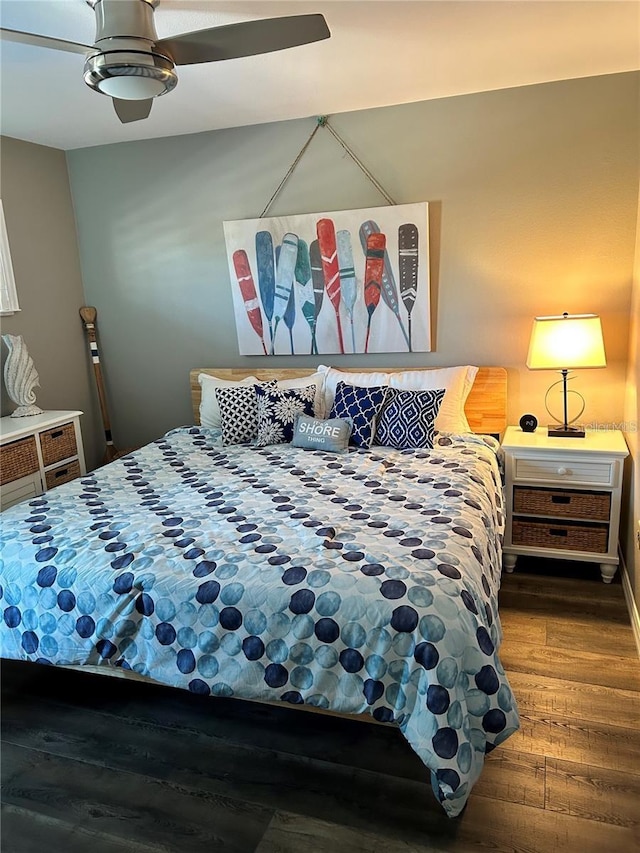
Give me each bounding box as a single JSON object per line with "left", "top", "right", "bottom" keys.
{"left": 83, "top": 50, "right": 177, "bottom": 100}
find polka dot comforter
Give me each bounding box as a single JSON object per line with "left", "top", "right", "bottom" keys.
{"left": 0, "top": 426, "right": 520, "bottom": 817}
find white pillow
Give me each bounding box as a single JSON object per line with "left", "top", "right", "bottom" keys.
{"left": 317, "top": 365, "right": 390, "bottom": 416}
{"left": 274, "top": 371, "right": 326, "bottom": 419}
{"left": 198, "top": 373, "right": 260, "bottom": 429}
{"left": 388, "top": 366, "right": 478, "bottom": 433}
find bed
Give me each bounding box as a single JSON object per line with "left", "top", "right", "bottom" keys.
{"left": 0, "top": 366, "right": 519, "bottom": 818}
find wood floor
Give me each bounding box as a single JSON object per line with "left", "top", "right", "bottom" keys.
{"left": 2, "top": 558, "right": 639, "bottom": 853}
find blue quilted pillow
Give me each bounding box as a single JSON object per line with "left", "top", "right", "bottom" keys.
{"left": 254, "top": 384, "right": 316, "bottom": 446}
{"left": 329, "top": 382, "right": 387, "bottom": 448}
{"left": 375, "top": 387, "right": 445, "bottom": 450}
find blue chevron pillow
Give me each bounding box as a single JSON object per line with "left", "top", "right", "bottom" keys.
{"left": 374, "top": 387, "right": 446, "bottom": 450}
{"left": 329, "top": 382, "right": 387, "bottom": 448}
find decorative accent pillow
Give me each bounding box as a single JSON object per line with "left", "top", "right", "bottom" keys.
{"left": 198, "top": 373, "right": 260, "bottom": 429}
{"left": 275, "top": 372, "right": 326, "bottom": 420}
{"left": 388, "top": 366, "right": 478, "bottom": 434}
{"left": 292, "top": 415, "right": 352, "bottom": 453}
{"left": 329, "top": 382, "right": 387, "bottom": 449}
{"left": 255, "top": 384, "right": 316, "bottom": 446}
{"left": 317, "top": 365, "right": 390, "bottom": 417}
{"left": 375, "top": 388, "right": 445, "bottom": 450}
{"left": 215, "top": 384, "right": 265, "bottom": 446}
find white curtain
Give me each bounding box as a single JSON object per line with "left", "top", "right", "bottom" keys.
{"left": 0, "top": 200, "right": 20, "bottom": 315}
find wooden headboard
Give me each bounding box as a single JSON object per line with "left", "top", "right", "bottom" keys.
{"left": 190, "top": 367, "right": 507, "bottom": 434}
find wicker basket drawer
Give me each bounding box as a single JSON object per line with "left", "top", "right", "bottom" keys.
{"left": 0, "top": 435, "right": 39, "bottom": 485}
{"left": 513, "top": 487, "right": 611, "bottom": 521}
{"left": 512, "top": 518, "right": 608, "bottom": 554}
{"left": 45, "top": 460, "right": 81, "bottom": 489}
{"left": 40, "top": 422, "right": 77, "bottom": 466}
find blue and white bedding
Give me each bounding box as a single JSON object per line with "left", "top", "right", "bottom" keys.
{"left": 0, "top": 427, "right": 519, "bottom": 817}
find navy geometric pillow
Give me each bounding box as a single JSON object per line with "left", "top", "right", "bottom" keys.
{"left": 329, "top": 382, "right": 387, "bottom": 449}
{"left": 375, "top": 387, "right": 445, "bottom": 450}
{"left": 254, "top": 384, "right": 316, "bottom": 446}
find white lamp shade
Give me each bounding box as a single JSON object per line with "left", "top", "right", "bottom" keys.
{"left": 526, "top": 314, "right": 607, "bottom": 370}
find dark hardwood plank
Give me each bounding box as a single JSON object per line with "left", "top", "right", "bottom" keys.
{"left": 498, "top": 588, "right": 632, "bottom": 625}
{"left": 0, "top": 661, "right": 429, "bottom": 783}
{"left": 1, "top": 743, "right": 273, "bottom": 853}
{"left": 500, "top": 571, "right": 627, "bottom": 604}
{"left": 0, "top": 804, "right": 166, "bottom": 853}
{"left": 255, "top": 811, "right": 451, "bottom": 853}
{"left": 503, "top": 713, "right": 640, "bottom": 775}
{"left": 545, "top": 618, "right": 638, "bottom": 658}
{"left": 0, "top": 680, "right": 547, "bottom": 843}
{"left": 507, "top": 671, "right": 640, "bottom": 728}
{"left": 545, "top": 758, "right": 640, "bottom": 829}
{"left": 500, "top": 640, "right": 640, "bottom": 692}
{"left": 259, "top": 797, "right": 640, "bottom": 853}
{"left": 0, "top": 692, "right": 455, "bottom": 844}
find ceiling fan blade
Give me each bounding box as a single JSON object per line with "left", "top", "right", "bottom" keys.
{"left": 0, "top": 27, "right": 94, "bottom": 56}
{"left": 156, "top": 13, "right": 330, "bottom": 66}
{"left": 112, "top": 98, "right": 153, "bottom": 124}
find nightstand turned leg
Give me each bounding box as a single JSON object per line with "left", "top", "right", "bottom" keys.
{"left": 503, "top": 554, "right": 517, "bottom": 573}
{"left": 599, "top": 563, "right": 617, "bottom": 584}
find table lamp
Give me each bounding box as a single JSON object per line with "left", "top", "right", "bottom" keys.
{"left": 526, "top": 312, "right": 606, "bottom": 438}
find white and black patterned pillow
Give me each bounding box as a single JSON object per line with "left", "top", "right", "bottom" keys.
{"left": 215, "top": 382, "right": 275, "bottom": 446}
{"left": 375, "top": 387, "right": 445, "bottom": 450}
{"left": 329, "top": 382, "right": 387, "bottom": 449}
{"left": 255, "top": 384, "right": 316, "bottom": 446}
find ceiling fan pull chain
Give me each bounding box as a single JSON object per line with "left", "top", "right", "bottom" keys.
{"left": 260, "top": 115, "right": 396, "bottom": 218}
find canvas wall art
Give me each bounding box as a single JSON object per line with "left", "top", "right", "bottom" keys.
{"left": 223, "top": 202, "right": 431, "bottom": 355}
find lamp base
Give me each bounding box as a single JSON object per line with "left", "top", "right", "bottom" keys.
{"left": 547, "top": 424, "right": 585, "bottom": 438}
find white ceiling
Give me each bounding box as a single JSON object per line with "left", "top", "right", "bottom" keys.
{"left": 1, "top": 1, "right": 638, "bottom": 151}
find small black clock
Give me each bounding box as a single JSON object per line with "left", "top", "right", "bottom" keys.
{"left": 519, "top": 414, "right": 538, "bottom": 433}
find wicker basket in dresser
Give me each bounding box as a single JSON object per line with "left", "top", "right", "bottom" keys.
{"left": 0, "top": 411, "right": 86, "bottom": 511}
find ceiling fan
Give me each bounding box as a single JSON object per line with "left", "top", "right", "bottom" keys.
{"left": 0, "top": 0, "right": 330, "bottom": 124}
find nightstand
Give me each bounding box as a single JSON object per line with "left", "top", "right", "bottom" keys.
{"left": 501, "top": 426, "right": 629, "bottom": 583}
{"left": 0, "top": 411, "right": 86, "bottom": 511}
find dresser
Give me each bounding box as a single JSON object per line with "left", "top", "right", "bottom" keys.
{"left": 0, "top": 411, "right": 86, "bottom": 511}
{"left": 501, "top": 426, "right": 629, "bottom": 583}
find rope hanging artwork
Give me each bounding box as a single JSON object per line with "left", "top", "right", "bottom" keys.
{"left": 260, "top": 115, "right": 396, "bottom": 218}
{"left": 224, "top": 116, "right": 431, "bottom": 356}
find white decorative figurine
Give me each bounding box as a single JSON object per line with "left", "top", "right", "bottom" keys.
{"left": 2, "top": 334, "right": 44, "bottom": 417}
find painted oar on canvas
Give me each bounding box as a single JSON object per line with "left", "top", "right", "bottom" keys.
{"left": 255, "top": 230, "right": 276, "bottom": 352}
{"left": 233, "top": 250, "right": 267, "bottom": 354}
{"left": 317, "top": 218, "right": 345, "bottom": 354}
{"left": 295, "top": 239, "right": 317, "bottom": 355}
{"left": 363, "top": 233, "right": 385, "bottom": 354}
{"left": 283, "top": 283, "right": 296, "bottom": 355}
{"left": 271, "top": 232, "right": 298, "bottom": 354}
{"left": 398, "top": 223, "right": 419, "bottom": 352}
{"left": 359, "top": 220, "right": 411, "bottom": 350}
{"left": 336, "top": 229, "right": 358, "bottom": 353}
{"left": 79, "top": 306, "right": 119, "bottom": 463}
{"left": 309, "top": 239, "right": 325, "bottom": 355}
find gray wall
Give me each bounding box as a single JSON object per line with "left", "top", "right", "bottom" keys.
{"left": 66, "top": 72, "right": 639, "bottom": 452}
{"left": 0, "top": 136, "right": 99, "bottom": 469}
